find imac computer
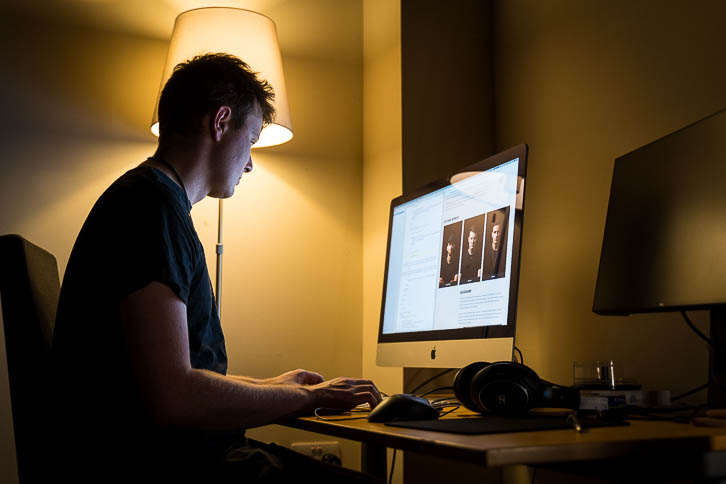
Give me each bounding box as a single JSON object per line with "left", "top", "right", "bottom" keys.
{"left": 593, "top": 108, "right": 726, "bottom": 406}
{"left": 376, "top": 144, "right": 528, "bottom": 368}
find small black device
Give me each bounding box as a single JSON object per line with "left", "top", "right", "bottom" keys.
{"left": 454, "top": 361, "right": 580, "bottom": 416}
{"left": 367, "top": 393, "right": 440, "bottom": 423}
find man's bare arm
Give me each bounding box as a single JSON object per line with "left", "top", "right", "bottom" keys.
{"left": 120, "top": 281, "right": 380, "bottom": 431}
{"left": 228, "top": 369, "right": 324, "bottom": 386}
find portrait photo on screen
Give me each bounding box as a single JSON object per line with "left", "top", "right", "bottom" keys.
{"left": 439, "top": 221, "right": 462, "bottom": 288}
{"left": 482, "top": 207, "right": 510, "bottom": 280}
{"left": 460, "top": 214, "right": 485, "bottom": 285}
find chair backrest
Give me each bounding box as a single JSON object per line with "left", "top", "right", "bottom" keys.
{"left": 0, "top": 234, "right": 60, "bottom": 483}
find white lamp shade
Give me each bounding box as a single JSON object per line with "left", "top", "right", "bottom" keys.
{"left": 151, "top": 7, "right": 293, "bottom": 147}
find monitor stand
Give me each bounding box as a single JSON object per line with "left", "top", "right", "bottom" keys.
{"left": 709, "top": 307, "right": 726, "bottom": 408}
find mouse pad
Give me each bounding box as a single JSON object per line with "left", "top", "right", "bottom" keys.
{"left": 385, "top": 416, "right": 628, "bottom": 434}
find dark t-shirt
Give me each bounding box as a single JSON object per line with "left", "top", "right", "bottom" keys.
{"left": 439, "top": 258, "right": 459, "bottom": 287}
{"left": 482, "top": 245, "right": 506, "bottom": 280}
{"left": 460, "top": 249, "right": 482, "bottom": 284}
{"left": 52, "top": 166, "right": 228, "bottom": 470}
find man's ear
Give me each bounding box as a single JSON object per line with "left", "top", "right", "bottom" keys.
{"left": 210, "top": 106, "right": 233, "bottom": 142}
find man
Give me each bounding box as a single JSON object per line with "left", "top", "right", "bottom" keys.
{"left": 482, "top": 210, "right": 508, "bottom": 280}
{"left": 439, "top": 234, "right": 460, "bottom": 287}
{"left": 460, "top": 224, "right": 483, "bottom": 283}
{"left": 52, "top": 53, "right": 381, "bottom": 482}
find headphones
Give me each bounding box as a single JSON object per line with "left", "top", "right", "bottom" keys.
{"left": 453, "top": 361, "right": 580, "bottom": 416}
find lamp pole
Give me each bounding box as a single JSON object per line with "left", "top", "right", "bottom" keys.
{"left": 215, "top": 198, "right": 224, "bottom": 318}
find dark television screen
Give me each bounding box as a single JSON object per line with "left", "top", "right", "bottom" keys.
{"left": 593, "top": 109, "right": 726, "bottom": 315}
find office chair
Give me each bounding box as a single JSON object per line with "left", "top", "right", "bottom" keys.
{"left": 0, "top": 234, "right": 60, "bottom": 483}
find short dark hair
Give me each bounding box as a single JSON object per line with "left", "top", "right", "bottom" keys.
{"left": 158, "top": 53, "right": 276, "bottom": 137}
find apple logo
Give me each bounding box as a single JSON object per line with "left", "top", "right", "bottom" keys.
{"left": 430, "top": 346, "right": 437, "bottom": 360}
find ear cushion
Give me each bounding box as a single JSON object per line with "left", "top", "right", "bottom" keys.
{"left": 470, "top": 362, "right": 541, "bottom": 416}
{"left": 453, "top": 361, "right": 490, "bottom": 412}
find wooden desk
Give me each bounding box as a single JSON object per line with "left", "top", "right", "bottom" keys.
{"left": 281, "top": 408, "right": 726, "bottom": 482}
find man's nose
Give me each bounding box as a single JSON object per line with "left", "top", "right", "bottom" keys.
{"left": 244, "top": 156, "right": 253, "bottom": 173}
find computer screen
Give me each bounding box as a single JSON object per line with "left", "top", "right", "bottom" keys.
{"left": 592, "top": 108, "right": 726, "bottom": 407}
{"left": 593, "top": 109, "right": 726, "bottom": 315}
{"left": 377, "top": 144, "right": 528, "bottom": 368}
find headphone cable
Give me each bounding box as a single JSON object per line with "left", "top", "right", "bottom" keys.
{"left": 410, "top": 369, "right": 455, "bottom": 395}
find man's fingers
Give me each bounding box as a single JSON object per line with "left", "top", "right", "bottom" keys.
{"left": 353, "top": 382, "right": 382, "bottom": 404}
{"left": 332, "top": 381, "right": 383, "bottom": 406}
{"left": 329, "top": 379, "right": 379, "bottom": 393}
{"left": 349, "top": 380, "right": 382, "bottom": 403}
{"left": 311, "top": 376, "right": 383, "bottom": 411}
{"left": 329, "top": 377, "right": 378, "bottom": 388}
{"left": 345, "top": 378, "right": 377, "bottom": 386}
{"left": 354, "top": 391, "right": 380, "bottom": 409}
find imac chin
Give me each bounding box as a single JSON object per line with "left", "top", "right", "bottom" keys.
{"left": 376, "top": 338, "right": 514, "bottom": 369}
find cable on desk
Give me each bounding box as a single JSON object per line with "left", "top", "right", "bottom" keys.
{"left": 604, "top": 404, "right": 702, "bottom": 424}
{"left": 419, "top": 385, "right": 454, "bottom": 398}
{"left": 437, "top": 404, "right": 460, "bottom": 418}
{"left": 313, "top": 408, "right": 369, "bottom": 421}
{"left": 514, "top": 345, "right": 524, "bottom": 365}
{"left": 409, "top": 368, "right": 455, "bottom": 395}
{"left": 672, "top": 383, "right": 708, "bottom": 401}
{"left": 680, "top": 311, "right": 726, "bottom": 396}
{"left": 681, "top": 311, "right": 713, "bottom": 348}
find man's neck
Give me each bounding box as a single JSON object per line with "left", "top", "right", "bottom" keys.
{"left": 150, "top": 138, "right": 212, "bottom": 205}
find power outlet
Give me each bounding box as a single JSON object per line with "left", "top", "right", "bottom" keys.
{"left": 291, "top": 441, "right": 341, "bottom": 461}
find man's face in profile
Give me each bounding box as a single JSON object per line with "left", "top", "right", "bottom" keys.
{"left": 211, "top": 102, "right": 263, "bottom": 199}
{"left": 492, "top": 224, "right": 500, "bottom": 250}
{"left": 467, "top": 230, "right": 477, "bottom": 253}
{"left": 446, "top": 242, "right": 454, "bottom": 262}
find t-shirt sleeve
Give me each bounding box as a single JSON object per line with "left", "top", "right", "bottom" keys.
{"left": 109, "top": 187, "right": 196, "bottom": 305}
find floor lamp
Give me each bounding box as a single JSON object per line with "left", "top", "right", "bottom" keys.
{"left": 150, "top": 7, "right": 293, "bottom": 318}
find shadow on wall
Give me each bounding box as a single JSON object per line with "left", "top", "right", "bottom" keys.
{"left": 0, "top": 11, "right": 166, "bottom": 273}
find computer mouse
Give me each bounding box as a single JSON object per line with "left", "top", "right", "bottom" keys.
{"left": 367, "top": 394, "right": 439, "bottom": 423}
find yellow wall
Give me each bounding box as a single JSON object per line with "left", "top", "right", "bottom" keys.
{"left": 0, "top": 15, "right": 164, "bottom": 276}
{"left": 362, "top": 0, "right": 403, "bottom": 480}
{"left": 494, "top": 0, "right": 726, "bottom": 399}
{"left": 362, "top": 0, "right": 403, "bottom": 407}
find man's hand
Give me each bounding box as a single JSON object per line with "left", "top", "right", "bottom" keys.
{"left": 270, "top": 369, "right": 324, "bottom": 386}
{"left": 303, "top": 377, "right": 382, "bottom": 413}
